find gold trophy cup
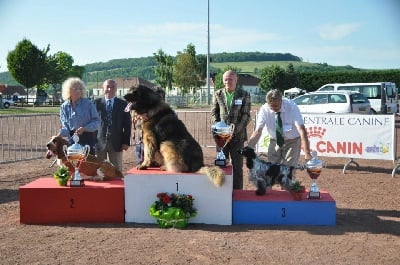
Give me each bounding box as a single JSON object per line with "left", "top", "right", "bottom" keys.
{"left": 211, "top": 121, "right": 235, "bottom": 167}
{"left": 63, "top": 134, "right": 90, "bottom": 187}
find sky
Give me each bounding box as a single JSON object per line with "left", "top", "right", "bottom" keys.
{"left": 1, "top": 0, "right": 400, "bottom": 73}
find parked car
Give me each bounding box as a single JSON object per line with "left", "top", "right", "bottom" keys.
{"left": 1, "top": 98, "right": 16, "bottom": 109}
{"left": 293, "top": 91, "right": 372, "bottom": 114}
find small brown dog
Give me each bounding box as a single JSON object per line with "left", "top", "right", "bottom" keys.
{"left": 46, "top": 135, "right": 123, "bottom": 180}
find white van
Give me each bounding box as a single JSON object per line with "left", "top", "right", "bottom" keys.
{"left": 293, "top": 91, "right": 371, "bottom": 114}
{"left": 316, "top": 82, "right": 398, "bottom": 114}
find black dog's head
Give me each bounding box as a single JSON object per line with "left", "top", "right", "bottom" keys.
{"left": 124, "top": 85, "right": 162, "bottom": 115}
{"left": 238, "top": 146, "right": 257, "bottom": 169}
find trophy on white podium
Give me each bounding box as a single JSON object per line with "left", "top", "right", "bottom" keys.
{"left": 211, "top": 121, "right": 235, "bottom": 167}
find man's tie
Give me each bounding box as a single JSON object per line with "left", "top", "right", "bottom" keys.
{"left": 106, "top": 100, "right": 112, "bottom": 129}
{"left": 276, "top": 112, "right": 284, "bottom": 147}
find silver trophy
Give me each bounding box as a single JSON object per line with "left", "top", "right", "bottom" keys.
{"left": 305, "top": 150, "right": 323, "bottom": 199}
{"left": 211, "top": 121, "right": 235, "bottom": 167}
{"left": 63, "top": 134, "right": 90, "bottom": 187}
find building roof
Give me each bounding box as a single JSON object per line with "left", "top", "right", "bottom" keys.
{"left": 113, "top": 77, "right": 157, "bottom": 89}
{"left": 237, "top": 74, "right": 260, "bottom": 86}
{"left": 0, "top": 84, "right": 27, "bottom": 96}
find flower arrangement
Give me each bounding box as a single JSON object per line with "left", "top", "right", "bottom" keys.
{"left": 53, "top": 166, "right": 71, "bottom": 186}
{"left": 149, "top": 192, "right": 197, "bottom": 228}
{"left": 289, "top": 180, "right": 306, "bottom": 201}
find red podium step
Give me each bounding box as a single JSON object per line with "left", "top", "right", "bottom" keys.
{"left": 19, "top": 178, "right": 124, "bottom": 224}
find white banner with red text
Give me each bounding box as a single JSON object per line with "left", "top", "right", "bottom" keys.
{"left": 256, "top": 114, "right": 396, "bottom": 161}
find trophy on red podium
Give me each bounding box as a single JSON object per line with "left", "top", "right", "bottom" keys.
{"left": 211, "top": 121, "right": 235, "bottom": 167}
{"left": 63, "top": 134, "right": 89, "bottom": 187}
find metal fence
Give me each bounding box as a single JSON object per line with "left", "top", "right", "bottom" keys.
{"left": 0, "top": 114, "right": 61, "bottom": 163}
{"left": 0, "top": 110, "right": 258, "bottom": 164}
{"left": 0, "top": 111, "right": 220, "bottom": 164}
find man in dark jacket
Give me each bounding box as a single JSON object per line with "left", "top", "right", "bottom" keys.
{"left": 95, "top": 79, "right": 131, "bottom": 172}
{"left": 211, "top": 70, "right": 251, "bottom": 189}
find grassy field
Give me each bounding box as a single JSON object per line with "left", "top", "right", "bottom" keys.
{"left": 211, "top": 61, "right": 312, "bottom": 75}
{"left": 0, "top": 106, "right": 59, "bottom": 115}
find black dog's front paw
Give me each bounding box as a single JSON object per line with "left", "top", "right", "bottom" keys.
{"left": 136, "top": 163, "right": 148, "bottom": 170}
{"left": 255, "top": 179, "right": 266, "bottom": 196}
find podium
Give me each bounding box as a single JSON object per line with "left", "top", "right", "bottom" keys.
{"left": 19, "top": 178, "right": 124, "bottom": 224}
{"left": 233, "top": 189, "right": 336, "bottom": 226}
{"left": 124, "top": 166, "right": 233, "bottom": 225}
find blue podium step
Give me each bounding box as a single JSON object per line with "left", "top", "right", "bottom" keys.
{"left": 232, "top": 189, "right": 336, "bottom": 226}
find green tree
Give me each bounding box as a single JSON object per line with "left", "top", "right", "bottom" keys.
{"left": 285, "top": 63, "right": 298, "bottom": 88}
{"left": 7, "top": 38, "right": 47, "bottom": 100}
{"left": 44, "top": 51, "right": 84, "bottom": 102}
{"left": 153, "top": 49, "right": 174, "bottom": 92}
{"left": 259, "top": 65, "right": 287, "bottom": 93}
{"left": 173, "top": 44, "right": 202, "bottom": 95}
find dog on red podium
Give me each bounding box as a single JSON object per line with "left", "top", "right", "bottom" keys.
{"left": 46, "top": 135, "right": 123, "bottom": 181}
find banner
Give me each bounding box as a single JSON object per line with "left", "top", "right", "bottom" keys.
{"left": 256, "top": 114, "right": 396, "bottom": 161}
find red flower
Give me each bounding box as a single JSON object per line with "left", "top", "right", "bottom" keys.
{"left": 162, "top": 195, "right": 170, "bottom": 204}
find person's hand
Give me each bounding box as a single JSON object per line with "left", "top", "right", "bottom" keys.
{"left": 245, "top": 145, "right": 254, "bottom": 151}
{"left": 122, "top": 144, "right": 129, "bottom": 151}
{"left": 304, "top": 152, "right": 312, "bottom": 161}
{"left": 75, "top": 127, "right": 86, "bottom": 135}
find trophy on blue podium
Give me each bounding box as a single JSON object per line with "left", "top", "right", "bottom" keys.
{"left": 305, "top": 151, "right": 323, "bottom": 199}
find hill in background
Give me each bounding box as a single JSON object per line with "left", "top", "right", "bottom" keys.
{"left": 0, "top": 51, "right": 360, "bottom": 86}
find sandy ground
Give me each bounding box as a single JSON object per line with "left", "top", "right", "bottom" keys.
{"left": 0, "top": 143, "right": 399, "bottom": 265}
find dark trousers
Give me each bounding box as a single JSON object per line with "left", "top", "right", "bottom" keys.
{"left": 69, "top": 131, "right": 97, "bottom": 155}
{"left": 223, "top": 139, "right": 244, "bottom": 189}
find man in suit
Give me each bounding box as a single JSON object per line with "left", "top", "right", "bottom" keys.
{"left": 95, "top": 79, "right": 131, "bottom": 172}
{"left": 211, "top": 70, "right": 251, "bottom": 189}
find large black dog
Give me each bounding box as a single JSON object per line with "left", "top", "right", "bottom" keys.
{"left": 238, "top": 146, "right": 295, "bottom": 195}
{"left": 123, "top": 85, "right": 225, "bottom": 187}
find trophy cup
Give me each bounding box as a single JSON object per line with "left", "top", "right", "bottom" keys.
{"left": 63, "top": 134, "right": 90, "bottom": 187}
{"left": 211, "top": 121, "right": 235, "bottom": 167}
{"left": 305, "top": 150, "right": 323, "bottom": 199}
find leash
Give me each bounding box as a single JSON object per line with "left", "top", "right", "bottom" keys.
{"left": 48, "top": 158, "right": 57, "bottom": 168}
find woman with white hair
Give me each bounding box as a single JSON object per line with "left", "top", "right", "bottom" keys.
{"left": 59, "top": 77, "right": 101, "bottom": 155}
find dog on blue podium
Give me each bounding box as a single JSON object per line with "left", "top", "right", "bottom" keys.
{"left": 238, "top": 146, "right": 295, "bottom": 195}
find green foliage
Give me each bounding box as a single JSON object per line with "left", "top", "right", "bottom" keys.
{"left": 259, "top": 65, "right": 288, "bottom": 92}
{"left": 2, "top": 48, "right": 400, "bottom": 95}
{"left": 173, "top": 44, "right": 204, "bottom": 95}
{"left": 7, "top": 38, "right": 47, "bottom": 88}
{"left": 209, "top": 51, "right": 302, "bottom": 63}
{"left": 0, "top": 106, "right": 59, "bottom": 115}
{"left": 297, "top": 69, "right": 400, "bottom": 91}
{"left": 53, "top": 166, "right": 71, "bottom": 186}
{"left": 153, "top": 49, "right": 174, "bottom": 91}
{"left": 290, "top": 180, "right": 305, "bottom": 192}
{"left": 42, "top": 51, "right": 83, "bottom": 100}
{"left": 150, "top": 192, "right": 197, "bottom": 218}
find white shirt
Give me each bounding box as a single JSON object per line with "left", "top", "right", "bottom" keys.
{"left": 255, "top": 98, "right": 304, "bottom": 140}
